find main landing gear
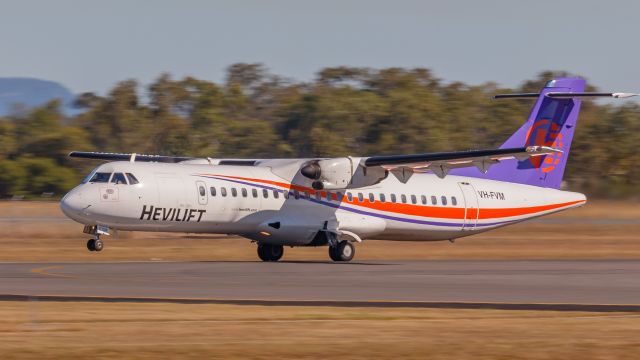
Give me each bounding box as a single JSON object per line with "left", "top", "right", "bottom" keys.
{"left": 257, "top": 243, "right": 284, "bottom": 262}
{"left": 86, "top": 238, "right": 103, "bottom": 252}
{"left": 329, "top": 240, "right": 355, "bottom": 262}
{"left": 255, "top": 239, "right": 355, "bottom": 262}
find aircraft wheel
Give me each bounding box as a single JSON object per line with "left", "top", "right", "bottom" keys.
{"left": 257, "top": 243, "right": 269, "bottom": 261}
{"left": 257, "top": 243, "right": 283, "bottom": 262}
{"left": 93, "top": 239, "right": 104, "bottom": 252}
{"left": 328, "top": 245, "right": 340, "bottom": 261}
{"left": 86, "top": 239, "right": 95, "bottom": 251}
{"left": 329, "top": 241, "right": 355, "bottom": 262}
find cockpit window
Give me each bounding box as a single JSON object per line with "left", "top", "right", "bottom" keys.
{"left": 88, "top": 172, "right": 111, "bottom": 183}
{"left": 126, "top": 173, "right": 139, "bottom": 185}
{"left": 111, "top": 173, "right": 127, "bottom": 185}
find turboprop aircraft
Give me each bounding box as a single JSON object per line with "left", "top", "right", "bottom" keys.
{"left": 60, "top": 78, "right": 638, "bottom": 262}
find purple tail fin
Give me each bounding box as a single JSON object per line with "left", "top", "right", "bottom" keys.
{"left": 453, "top": 77, "right": 585, "bottom": 188}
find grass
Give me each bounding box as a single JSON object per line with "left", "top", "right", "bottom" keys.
{"left": 0, "top": 301, "right": 639, "bottom": 359}
{"left": 0, "top": 200, "right": 639, "bottom": 261}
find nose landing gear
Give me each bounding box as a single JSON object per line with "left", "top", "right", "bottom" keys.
{"left": 83, "top": 225, "right": 109, "bottom": 252}
{"left": 87, "top": 238, "right": 103, "bottom": 252}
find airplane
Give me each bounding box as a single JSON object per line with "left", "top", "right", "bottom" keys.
{"left": 60, "top": 78, "right": 638, "bottom": 262}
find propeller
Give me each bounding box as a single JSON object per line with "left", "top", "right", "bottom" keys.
{"left": 300, "top": 161, "right": 324, "bottom": 190}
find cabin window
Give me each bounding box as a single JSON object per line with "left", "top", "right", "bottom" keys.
{"left": 441, "top": 196, "right": 448, "bottom": 206}
{"left": 401, "top": 194, "right": 407, "bottom": 204}
{"left": 273, "top": 189, "right": 279, "bottom": 199}
{"left": 111, "top": 172, "right": 127, "bottom": 185}
{"left": 368, "top": 193, "right": 375, "bottom": 203}
{"left": 221, "top": 187, "right": 227, "bottom": 197}
{"left": 252, "top": 188, "right": 258, "bottom": 198}
{"left": 452, "top": 197, "right": 458, "bottom": 206}
{"left": 241, "top": 188, "right": 248, "bottom": 197}
{"left": 210, "top": 187, "right": 217, "bottom": 196}
{"left": 263, "top": 189, "right": 269, "bottom": 198}
{"left": 89, "top": 172, "right": 111, "bottom": 183}
{"left": 380, "top": 193, "right": 386, "bottom": 203}
{"left": 411, "top": 195, "right": 417, "bottom": 204}
{"left": 357, "top": 193, "right": 364, "bottom": 202}
{"left": 337, "top": 192, "right": 343, "bottom": 201}
{"left": 284, "top": 190, "right": 290, "bottom": 199}
{"left": 304, "top": 191, "right": 310, "bottom": 199}
{"left": 315, "top": 192, "right": 321, "bottom": 200}
{"left": 347, "top": 192, "right": 353, "bottom": 202}
{"left": 326, "top": 192, "right": 332, "bottom": 201}
{"left": 294, "top": 190, "right": 300, "bottom": 199}
{"left": 198, "top": 185, "right": 206, "bottom": 197}
{"left": 125, "top": 173, "right": 139, "bottom": 185}
{"left": 390, "top": 194, "right": 397, "bottom": 203}
{"left": 421, "top": 195, "right": 427, "bottom": 205}
{"left": 231, "top": 188, "right": 238, "bottom": 197}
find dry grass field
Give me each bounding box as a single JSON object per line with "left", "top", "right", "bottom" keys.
{"left": 0, "top": 200, "right": 638, "bottom": 261}
{"left": 0, "top": 301, "right": 639, "bottom": 360}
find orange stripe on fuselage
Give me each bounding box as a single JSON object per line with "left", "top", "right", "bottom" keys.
{"left": 205, "top": 174, "right": 584, "bottom": 221}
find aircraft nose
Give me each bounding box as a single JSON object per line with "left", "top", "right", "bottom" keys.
{"left": 60, "top": 187, "right": 89, "bottom": 221}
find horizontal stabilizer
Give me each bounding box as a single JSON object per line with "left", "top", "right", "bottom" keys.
{"left": 495, "top": 92, "right": 640, "bottom": 99}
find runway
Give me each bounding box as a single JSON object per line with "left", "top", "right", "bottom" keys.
{"left": 1, "top": 260, "right": 639, "bottom": 311}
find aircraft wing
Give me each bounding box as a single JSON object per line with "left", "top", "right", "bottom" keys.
{"left": 69, "top": 151, "right": 198, "bottom": 163}
{"left": 363, "top": 145, "right": 560, "bottom": 178}
{"left": 68, "top": 151, "right": 261, "bottom": 165}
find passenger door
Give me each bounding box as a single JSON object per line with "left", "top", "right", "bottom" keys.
{"left": 458, "top": 182, "right": 480, "bottom": 230}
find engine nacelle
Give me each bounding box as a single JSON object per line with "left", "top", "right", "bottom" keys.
{"left": 299, "top": 157, "right": 388, "bottom": 190}
{"left": 300, "top": 158, "right": 354, "bottom": 190}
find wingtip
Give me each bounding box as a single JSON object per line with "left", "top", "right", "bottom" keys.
{"left": 612, "top": 93, "right": 640, "bottom": 99}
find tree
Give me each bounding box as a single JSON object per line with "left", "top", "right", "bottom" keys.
{"left": 1, "top": 65, "right": 637, "bottom": 198}
{"left": 0, "top": 120, "right": 17, "bottom": 158}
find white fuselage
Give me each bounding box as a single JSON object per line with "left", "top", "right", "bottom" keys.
{"left": 60, "top": 160, "right": 586, "bottom": 246}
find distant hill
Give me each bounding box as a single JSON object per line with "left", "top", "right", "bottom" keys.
{"left": 0, "top": 78, "right": 78, "bottom": 116}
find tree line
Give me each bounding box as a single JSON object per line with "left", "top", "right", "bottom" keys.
{"left": 0, "top": 64, "right": 638, "bottom": 198}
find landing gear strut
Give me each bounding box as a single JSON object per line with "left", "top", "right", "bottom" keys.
{"left": 87, "top": 238, "right": 103, "bottom": 252}
{"left": 257, "top": 243, "right": 284, "bottom": 262}
{"left": 83, "top": 225, "right": 108, "bottom": 252}
{"left": 329, "top": 240, "right": 354, "bottom": 262}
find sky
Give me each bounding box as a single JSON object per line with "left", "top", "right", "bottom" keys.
{"left": 1, "top": 0, "right": 639, "bottom": 95}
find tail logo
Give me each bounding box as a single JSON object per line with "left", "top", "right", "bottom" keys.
{"left": 524, "top": 119, "right": 564, "bottom": 173}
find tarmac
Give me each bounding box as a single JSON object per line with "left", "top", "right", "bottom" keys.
{"left": 1, "top": 260, "right": 639, "bottom": 311}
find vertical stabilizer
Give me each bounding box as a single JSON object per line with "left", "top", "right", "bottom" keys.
{"left": 453, "top": 78, "right": 585, "bottom": 188}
